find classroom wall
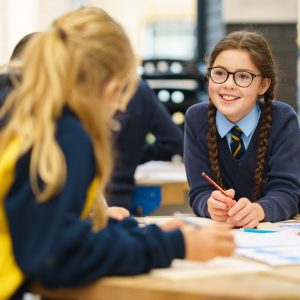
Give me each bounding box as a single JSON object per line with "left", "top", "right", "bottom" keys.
{"left": 0, "top": 0, "right": 38, "bottom": 64}
{"left": 204, "top": 0, "right": 298, "bottom": 111}
{"left": 222, "top": 0, "right": 298, "bottom": 111}
{"left": 0, "top": 0, "right": 299, "bottom": 111}
{"left": 0, "top": 0, "right": 195, "bottom": 64}
{"left": 0, "top": 0, "right": 74, "bottom": 64}
{"left": 88, "top": 0, "right": 196, "bottom": 59}
{"left": 223, "top": 0, "right": 298, "bottom": 23}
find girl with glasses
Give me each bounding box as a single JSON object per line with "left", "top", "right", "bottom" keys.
{"left": 184, "top": 30, "right": 300, "bottom": 228}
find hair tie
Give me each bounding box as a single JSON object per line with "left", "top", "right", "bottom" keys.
{"left": 57, "top": 27, "right": 67, "bottom": 42}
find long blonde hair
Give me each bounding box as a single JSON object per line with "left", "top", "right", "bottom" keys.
{"left": 0, "top": 7, "right": 137, "bottom": 228}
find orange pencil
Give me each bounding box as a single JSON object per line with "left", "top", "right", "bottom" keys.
{"left": 201, "top": 172, "right": 235, "bottom": 208}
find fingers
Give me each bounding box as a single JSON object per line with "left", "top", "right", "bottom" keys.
{"left": 227, "top": 197, "right": 248, "bottom": 216}
{"left": 225, "top": 188, "right": 235, "bottom": 199}
{"left": 208, "top": 193, "right": 228, "bottom": 210}
{"left": 209, "top": 212, "right": 227, "bottom": 222}
{"left": 215, "top": 239, "right": 236, "bottom": 257}
{"left": 209, "top": 190, "right": 235, "bottom": 210}
{"left": 207, "top": 191, "right": 228, "bottom": 222}
{"left": 234, "top": 210, "right": 258, "bottom": 227}
{"left": 182, "top": 225, "right": 235, "bottom": 261}
{"left": 206, "top": 227, "right": 235, "bottom": 257}
{"left": 243, "top": 219, "right": 259, "bottom": 229}
{"left": 208, "top": 191, "right": 231, "bottom": 222}
{"left": 107, "top": 206, "right": 130, "bottom": 220}
{"left": 227, "top": 198, "right": 260, "bottom": 228}
{"left": 208, "top": 209, "right": 228, "bottom": 222}
{"left": 201, "top": 224, "right": 235, "bottom": 244}
{"left": 204, "top": 224, "right": 233, "bottom": 238}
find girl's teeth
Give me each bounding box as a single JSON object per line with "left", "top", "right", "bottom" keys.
{"left": 222, "top": 95, "right": 237, "bottom": 101}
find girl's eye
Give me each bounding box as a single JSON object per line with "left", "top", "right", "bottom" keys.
{"left": 214, "top": 70, "right": 226, "bottom": 76}
{"left": 237, "top": 72, "right": 251, "bottom": 80}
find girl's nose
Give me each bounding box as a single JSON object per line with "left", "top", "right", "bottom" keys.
{"left": 223, "top": 74, "right": 236, "bottom": 89}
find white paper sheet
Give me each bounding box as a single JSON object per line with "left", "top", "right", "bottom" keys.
{"left": 236, "top": 246, "right": 300, "bottom": 266}
{"left": 139, "top": 215, "right": 214, "bottom": 227}
{"left": 258, "top": 221, "right": 300, "bottom": 232}
{"left": 233, "top": 231, "right": 300, "bottom": 248}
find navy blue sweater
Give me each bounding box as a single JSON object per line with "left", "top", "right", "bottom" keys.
{"left": 0, "top": 73, "right": 13, "bottom": 103}
{"left": 106, "top": 80, "right": 183, "bottom": 209}
{"left": 2, "top": 108, "right": 184, "bottom": 299}
{"left": 184, "top": 101, "right": 300, "bottom": 222}
{"left": 0, "top": 74, "right": 14, "bottom": 128}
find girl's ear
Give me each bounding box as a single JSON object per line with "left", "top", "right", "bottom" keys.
{"left": 258, "top": 78, "right": 271, "bottom": 96}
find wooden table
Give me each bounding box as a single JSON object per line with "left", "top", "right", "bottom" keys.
{"left": 32, "top": 266, "right": 300, "bottom": 300}
{"left": 32, "top": 216, "right": 300, "bottom": 300}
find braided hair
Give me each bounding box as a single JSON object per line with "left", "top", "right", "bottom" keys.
{"left": 206, "top": 31, "right": 276, "bottom": 201}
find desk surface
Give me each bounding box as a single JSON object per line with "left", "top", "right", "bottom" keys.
{"left": 32, "top": 216, "right": 300, "bottom": 300}
{"left": 33, "top": 267, "right": 300, "bottom": 300}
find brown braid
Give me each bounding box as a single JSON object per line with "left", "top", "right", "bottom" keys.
{"left": 207, "top": 100, "right": 225, "bottom": 188}
{"left": 206, "top": 30, "right": 277, "bottom": 201}
{"left": 253, "top": 91, "right": 273, "bottom": 200}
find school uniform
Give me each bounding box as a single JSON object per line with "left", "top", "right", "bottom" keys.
{"left": 0, "top": 73, "right": 13, "bottom": 103}
{"left": 184, "top": 101, "right": 300, "bottom": 222}
{"left": 0, "top": 108, "right": 184, "bottom": 300}
{"left": 0, "top": 73, "right": 14, "bottom": 127}
{"left": 106, "top": 80, "right": 183, "bottom": 214}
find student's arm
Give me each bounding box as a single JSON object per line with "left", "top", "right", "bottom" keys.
{"left": 255, "top": 103, "right": 300, "bottom": 222}
{"left": 141, "top": 82, "right": 183, "bottom": 162}
{"left": 5, "top": 112, "right": 185, "bottom": 288}
{"left": 183, "top": 103, "right": 215, "bottom": 217}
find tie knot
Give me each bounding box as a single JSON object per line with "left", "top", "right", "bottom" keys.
{"left": 230, "top": 125, "right": 243, "bottom": 139}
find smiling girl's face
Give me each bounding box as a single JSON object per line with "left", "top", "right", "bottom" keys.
{"left": 208, "top": 49, "right": 270, "bottom": 123}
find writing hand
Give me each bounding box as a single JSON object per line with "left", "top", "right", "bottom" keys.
{"left": 207, "top": 189, "right": 236, "bottom": 222}
{"left": 182, "top": 223, "right": 235, "bottom": 261}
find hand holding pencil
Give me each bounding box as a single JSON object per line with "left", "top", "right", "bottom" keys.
{"left": 202, "top": 172, "right": 236, "bottom": 209}
{"left": 202, "top": 172, "right": 265, "bottom": 228}
{"left": 202, "top": 172, "right": 236, "bottom": 222}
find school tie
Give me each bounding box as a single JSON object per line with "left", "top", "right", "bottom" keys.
{"left": 230, "top": 125, "right": 245, "bottom": 159}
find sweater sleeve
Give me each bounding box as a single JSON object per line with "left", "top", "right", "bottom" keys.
{"left": 184, "top": 104, "right": 215, "bottom": 217}
{"left": 5, "top": 111, "right": 185, "bottom": 289}
{"left": 257, "top": 105, "right": 300, "bottom": 222}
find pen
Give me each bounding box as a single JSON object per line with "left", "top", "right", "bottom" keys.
{"left": 243, "top": 228, "right": 277, "bottom": 233}
{"left": 201, "top": 172, "right": 236, "bottom": 208}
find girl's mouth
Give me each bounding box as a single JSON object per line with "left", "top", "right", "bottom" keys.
{"left": 220, "top": 94, "right": 240, "bottom": 102}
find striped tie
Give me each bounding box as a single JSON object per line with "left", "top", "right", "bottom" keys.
{"left": 230, "top": 126, "right": 245, "bottom": 159}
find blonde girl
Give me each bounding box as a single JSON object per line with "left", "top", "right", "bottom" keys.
{"left": 0, "top": 7, "right": 234, "bottom": 300}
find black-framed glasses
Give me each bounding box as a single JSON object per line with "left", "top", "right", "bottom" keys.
{"left": 207, "top": 67, "right": 263, "bottom": 88}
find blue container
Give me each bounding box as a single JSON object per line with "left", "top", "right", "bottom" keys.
{"left": 130, "top": 186, "right": 161, "bottom": 216}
